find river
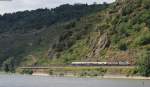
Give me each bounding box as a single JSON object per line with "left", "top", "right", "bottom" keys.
{"left": 0, "top": 74, "right": 149, "bottom": 87}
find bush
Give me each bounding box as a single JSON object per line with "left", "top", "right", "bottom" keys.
{"left": 135, "top": 33, "right": 150, "bottom": 45}
{"left": 21, "top": 69, "right": 33, "bottom": 75}
{"left": 126, "top": 68, "right": 139, "bottom": 76}
{"left": 146, "top": 18, "right": 150, "bottom": 28}
{"left": 132, "top": 24, "right": 141, "bottom": 32}
{"left": 121, "top": 4, "right": 134, "bottom": 16}
{"left": 2, "top": 57, "right": 15, "bottom": 72}
{"left": 49, "top": 69, "right": 54, "bottom": 75}
{"left": 142, "top": 0, "right": 150, "bottom": 9}
{"left": 116, "top": 22, "right": 130, "bottom": 37}
{"left": 65, "top": 22, "right": 76, "bottom": 29}
{"left": 111, "top": 34, "right": 121, "bottom": 44}
{"left": 137, "top": 50, "right": 150, "bottom": 77}
{"left": 79, "top": 71, "right": 88, "bottom": 77}
{"left": 96, "top": 68, "right": 107, "bottom": 76}
{"left": 118, "top": 42, "right": 128, "bottom": 51}
{"left": 139, "top": 12, "right": 150, "bottom": 23}
{"left": 59, "top": 72, "right": 65, "bottom": 76}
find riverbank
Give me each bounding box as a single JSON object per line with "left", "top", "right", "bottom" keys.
{"left": 101, "top": 75, "right": 150, "bottom": 80}
{"left": 0, "top": 71, "right": 150, "bottom": 80}
{"left": 17, "top": 66, "right": 150, "bottom": 80}
{"left": 31, "top": 72, "right": 150, "bottom": 80}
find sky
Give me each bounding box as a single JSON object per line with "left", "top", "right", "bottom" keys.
{"left": 0, "top": 0, "right": 115, "bottom": 14}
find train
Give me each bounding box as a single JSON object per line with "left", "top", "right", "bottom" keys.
{"left": 71, "top": 61, "right": 130, "bottom": 66}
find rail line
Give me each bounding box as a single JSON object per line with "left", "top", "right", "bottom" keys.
{"left": 19, "top": 66, "right": 136, "bottom": 69}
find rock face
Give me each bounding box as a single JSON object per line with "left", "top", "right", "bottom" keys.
{"left": 87, "top": 32, "right": 109, "bottom": 60}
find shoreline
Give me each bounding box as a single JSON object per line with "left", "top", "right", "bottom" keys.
{"left": 1, "top": 71, "right": 150, "bottom": 80}
{"left": 101, "top": 75, "right": 150, "bottom": 80}
{"left": 0, "top": 72, "right": 150, "bottom": 80}
{"left": 31, "top": 72, "right": 150, "bottom": 80}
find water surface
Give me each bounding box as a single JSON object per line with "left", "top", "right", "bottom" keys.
{"left": 0, "top": 74, "right": 149, "bottom": 87}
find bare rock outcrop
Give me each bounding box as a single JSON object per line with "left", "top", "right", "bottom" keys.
{"left": 87, "top": 32, "right": 109, "bottom": 60}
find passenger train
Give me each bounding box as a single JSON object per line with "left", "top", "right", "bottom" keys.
{"left": 71, "top": 61, "right": 130, "bottom": 66}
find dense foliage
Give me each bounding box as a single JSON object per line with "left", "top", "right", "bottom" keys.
{"left": 0, "top": 3, "right": 107, "bottom": 72}
{"left": 0, "top": 4, "right": 106, "bottom": 33}
{"left": 0, "top": 0, "right": 150, "bottom": 75}
{"left": 138, "top": 50, "right": 150, "bottom": 76}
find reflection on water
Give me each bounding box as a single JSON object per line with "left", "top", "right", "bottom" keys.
{"left": 0, "top": 74, "right": 149, "bottom": 87}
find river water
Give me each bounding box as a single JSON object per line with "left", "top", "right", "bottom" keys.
{"left": 0, "top": 74, "right": 149, "bottom": 87}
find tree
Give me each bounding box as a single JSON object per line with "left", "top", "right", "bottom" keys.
{"left": 118, "top": 42, "right": 128, "bottom": 51}
{"left": 121, "top": 4, "right": 134, "bottom": 16}
{"left": 135, "top": 32, "right": 150, "bottom": 46}
{"left": 138, "top": 50, "right": 150, "bottom": 77}
{"left": 2, "top": 57, "right": 15, "bottom": 72}
{"left": 142, "top": 0, "right": 150, "bottom": 9}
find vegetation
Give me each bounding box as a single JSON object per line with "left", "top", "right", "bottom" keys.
{"left": 0, "top": 4, "right": 106, "bottom": 33}
{"left": 118, "top": 42, "right": 128, "bottom": 51}
{"left": 0, "top": 0, "right": 150, "bottom": 76}
{"left": 46, "top": 66, "right": 136, "bottom": 77}
{"left": 2, "top": 57, "right": 15, "bottom": 72}
{"left": 0, "top": 3, "right": 107, "bottom": 72}
{"left": 21, "top": 69, "right": 33, "bottom": 75}
{"left": 135, "top": 32, "right": 150, "bottom": 46}
{"left": 138, "top": 50, "right": 150, "bottom": 77}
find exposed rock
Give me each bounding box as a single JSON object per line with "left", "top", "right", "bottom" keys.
{"left": 87, "top": 32, "right": 109, "bottom": 60}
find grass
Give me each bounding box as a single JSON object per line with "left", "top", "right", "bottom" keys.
{"left": 17, "top": 65, "right": 138, "bottom": 77}
{"left": 46, "top": 66, "right": 135, "bottom": 77}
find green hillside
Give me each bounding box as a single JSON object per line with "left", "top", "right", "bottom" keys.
{"left": 0, "top": 3, "right": 108, "bottom": 72}
{"left": 0, "top": 0, "right": 150, "bottom": 75}
{"left": 47, "top": 0, "right": 150, "bottom": 65}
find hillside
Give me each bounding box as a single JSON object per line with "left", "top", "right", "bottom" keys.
{"left": 47, "top": 0, "right": 150, "bottom": 65}
{"left": 0, "top": 3, "right": 108, "bottom": 72}
{"left": 0, "top": 0, "right": 150, "bottom": 74}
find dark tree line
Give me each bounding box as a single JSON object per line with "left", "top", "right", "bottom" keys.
{"left": 0, "top": 4, "right": 107, "bottom": 34}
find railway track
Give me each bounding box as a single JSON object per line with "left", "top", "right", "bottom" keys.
{"left": 19, "top": 66, "right": 136, "bottom": 69}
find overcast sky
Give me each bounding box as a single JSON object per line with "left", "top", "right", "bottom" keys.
{"left": 0, "top": 0, "right": 115, "bottom": 14}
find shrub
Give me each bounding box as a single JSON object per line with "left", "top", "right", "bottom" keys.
{"left": 132, "top": 24, "right": 141, "bottom": 32}
{"left": 135, "top": 33, "right": 150, "bottom": 45}
{"left": 21, "top": 69, "right": 33, "bottom": 75}
{"left": 2, "top": 57, "right": 15, "bottom": 72}
{"left": 59, "top": 72, "right": 65, "bottom": 76}
{"left": 137, "top": 50, "right": 150, "bottom": 77}
{"left": 79, "top": 71, "right": 88, "bottom": 77}
{"left": 116, "top": 22, "right": 130, "bottom": 37}
{"left": 49, "top": 69, "right": 54, "bottom": 75}
{"left": 142, "top": 0, "right": 150, "bottom": 9}
{"left": 111, "top": 34, "right": 121, "bottom": 44}
{"left": 126, "top": 68, "right": 139, "bottom": 76}
{"left": 118, "top": 42, "right": 128, "bottom": 51}
{"left": 96, "top": 68, "right": 107, "bottom": 76}
{"left": 65, "top": 22, "right": 76, "bottom": 29}
{"left": 121, "top": 4, "right": 134, "bottom": 16}
{"left": 139, "top": 12, "right": 150, "bottom": 23}
{"left": 146, "top": 18, "right": 150, "bottom": 28}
